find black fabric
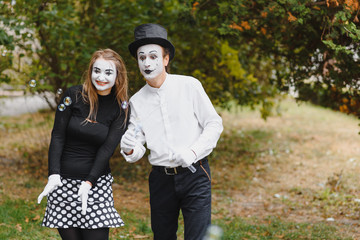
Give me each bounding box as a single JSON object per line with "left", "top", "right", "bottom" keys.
{"left": 149, "top": 160, "right": 212, "bottom": 240}
{"left": 48, "top": 85, "right": 128, "bottom": 185}
{"left": 128, "top": 23, "right": 175, "bottom": 61}
{"left": 58, "top": 227, "right": 109, "bottom": 240}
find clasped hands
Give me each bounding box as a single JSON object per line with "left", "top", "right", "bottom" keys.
{"left": 37, "top": 174, "right": 92, "bottom": 215}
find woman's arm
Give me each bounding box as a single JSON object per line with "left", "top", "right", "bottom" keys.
{"left": 48, "top": 88, "right": 74, "bottom": 176}
{"left": 85, "top": 106, "right": 129, "bottom": 185}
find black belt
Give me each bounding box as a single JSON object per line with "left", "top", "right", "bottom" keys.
{"left": 153, "top": 158, "right": 208, "bottom": 175}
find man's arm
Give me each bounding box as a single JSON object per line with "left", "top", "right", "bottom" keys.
{"left": 190, "top": 79, "right": 224, "bottom": 160}
{"left": 120, "top": 103, "right": 146, "bottom": 162}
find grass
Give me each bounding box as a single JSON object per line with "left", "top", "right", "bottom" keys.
{"left": 214, "top": 216, "right": 353, "bottom": 240}
{"left": 1, "top": 97, "right": 360, "bottom": 239}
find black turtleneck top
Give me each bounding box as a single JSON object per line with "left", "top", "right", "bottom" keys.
{"left": 48, "top": 85, "right": 128, "bottom": 185}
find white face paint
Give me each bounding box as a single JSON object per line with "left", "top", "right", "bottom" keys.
{"left": 137, "top": 44, "right": 166, "bottom": 82}
{"left": 91, "top": 58, "right": 117, "bottom": 95}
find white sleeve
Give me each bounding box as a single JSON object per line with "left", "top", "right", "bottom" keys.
{"left": 120, "top": 102, "right": 146, "bottom": 162}
{"left": 190, "top": 80, "right": 223, "bottom": 160}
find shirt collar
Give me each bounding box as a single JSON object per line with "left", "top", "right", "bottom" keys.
{"left": 145, "top": 73, "right": 170, "bottom": 93}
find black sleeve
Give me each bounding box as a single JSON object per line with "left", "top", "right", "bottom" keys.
{"left": 85, "top": 105, "right": 130, "bottom": 185}
{"left": 48, "top": 88, "right": 74, "bottom": 176}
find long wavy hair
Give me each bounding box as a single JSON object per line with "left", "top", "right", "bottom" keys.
{"left": 82, "top": 49, "right": 129, "bottom": 124}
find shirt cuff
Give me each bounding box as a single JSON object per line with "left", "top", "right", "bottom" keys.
{"left": 120, "top": 143, "right": 146, "bottom": 163}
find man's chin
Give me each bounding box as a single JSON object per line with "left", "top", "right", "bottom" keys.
{"left": 143, "top": 74, "right": 157, "bottom": 81}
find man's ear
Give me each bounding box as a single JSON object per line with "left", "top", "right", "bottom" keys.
{"left": 164, "top": 54, "right": 170, "bottom": 67}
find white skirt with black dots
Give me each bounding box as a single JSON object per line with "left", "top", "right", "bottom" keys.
{"left": 42, "top": 174, "right": 124, "bottom": 229}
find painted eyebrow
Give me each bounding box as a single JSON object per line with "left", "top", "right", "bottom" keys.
{"left": 94, "top": 67, "right": 114, "bottom": 72}
{"left": 149, "top": 50, "right": 158, "bottom": 53}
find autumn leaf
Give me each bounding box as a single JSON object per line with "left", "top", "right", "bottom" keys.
{"left": 229, "top": 23, "right": 244, "bottom": 31}
{"left": 192, "top": 1, "right": 200, "bottom": 12}
{"left": 261, "top": 11, "right": 268, "bottom": 18}
{"left": 354, "top": 15, "right": 359, "bottom": 22}
{"left": 287, "top": 12, "right": 297, "bottom": 22}
{"left": 260, "top": 27, "right": 267, "bottom": 35}
{"left": 326, "top": 0, "right": 340, "bottom": 7}
{"left": 344, "top": 0, "right": 359, "bottom": 12}
{"left": 16, "top": 224, "right": 22, "bottom": 232}
{"left": 240, "top": 21, "right": 251, "bottom": 30}
{"left": 132, "top": 234, "right": 149, "bottom": 239}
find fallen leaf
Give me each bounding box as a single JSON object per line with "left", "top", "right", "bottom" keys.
{"left": 16, "top": 224, "right": 22, "bottom": 232}
{"left": 132, "top": 234, "right": 149, "bottom": 239}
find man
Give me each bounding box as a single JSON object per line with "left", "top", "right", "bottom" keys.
{"left": 121, "top": 23, "right": 223, "bottom": 240}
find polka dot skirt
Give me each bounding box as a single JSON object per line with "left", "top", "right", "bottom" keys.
{"left": 42, "top": 174, "right": 124, "bottom": 229}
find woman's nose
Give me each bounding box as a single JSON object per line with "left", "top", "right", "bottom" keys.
{"left": 99, "top": 74, "right": 105, "bottom": 80}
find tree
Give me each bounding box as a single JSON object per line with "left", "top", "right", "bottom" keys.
{"left": 193, "top": 0, "right": 360, "bottom": 116}
{"left": 1, "top": 0, "right": 359, "bottom": 119}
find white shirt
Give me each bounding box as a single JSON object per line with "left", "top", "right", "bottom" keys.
{"left": 121, "top": 73, "right": 223, "bottom": 167}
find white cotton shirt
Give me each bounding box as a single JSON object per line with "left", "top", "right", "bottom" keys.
{"left": 121, "top": 73, "right": 223, "bottom": 167}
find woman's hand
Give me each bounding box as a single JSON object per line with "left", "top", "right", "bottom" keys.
{"left": 76, "top": 181, "right": 92, "bottom": 215}
{"left": 37, "top": 174, "right": 63, "bottom": 204}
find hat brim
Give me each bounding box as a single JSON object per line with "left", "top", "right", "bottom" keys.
{"left": 128, "top": 38, "right": 175, "bottom": 61}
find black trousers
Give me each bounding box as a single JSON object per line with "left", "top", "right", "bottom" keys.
{"left": 149, "top": 159, "right": 212, "bottom": 240}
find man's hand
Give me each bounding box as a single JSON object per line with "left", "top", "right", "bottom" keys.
{"left": 37, "top": 174, "right": 63, "bottom": 204}
{"left": 174, "top": 149, "right": 197, "bottom": 168}
{"left": 121, "top": 129, "right": 137, "bottom": 155}
{"left": 76, "top": 181, "right": 92, "bottom": 215}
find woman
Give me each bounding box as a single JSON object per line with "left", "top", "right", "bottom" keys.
{"left": 37, "top": 49, "right": 129, "bottom": 240}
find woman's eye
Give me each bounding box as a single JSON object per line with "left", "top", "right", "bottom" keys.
{"left": 139, "top": 56, "right": 145, "bottom": 61}
{"left": 150, "top": 55, "right": 157, "bottom": 60}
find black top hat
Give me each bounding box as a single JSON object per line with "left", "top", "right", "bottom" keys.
{"left": 128, "top": 23, "right": 175, "bottom": 61}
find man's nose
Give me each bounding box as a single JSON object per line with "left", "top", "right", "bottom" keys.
{"left": 144, "top": 59, "right": 150, "bottom": 68}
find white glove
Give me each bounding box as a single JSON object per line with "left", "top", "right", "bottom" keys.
{"left": 37, "top": 174, "right": 63, "bottom": 204}
{"left": 174, "top": 149, "right": 197, "bottom": 168}
{"left": 76, "top": 181, "right": 92, "bottom": 215}
{"left": 121, "top": 128, "right": 137, "bottom": 154}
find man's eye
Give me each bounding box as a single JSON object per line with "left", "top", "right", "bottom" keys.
{"left": 150, "top": 55, "right": 157, "bottom": 60}
{"left": 139, "top": 56, "right": 145, "bottom": 61}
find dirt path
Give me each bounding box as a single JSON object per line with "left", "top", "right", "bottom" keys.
{"left": 0, "top": 93, "right": 54, "bottom": 116}
{"left": 215, "top": 101, "right": 360, "bottom": 238}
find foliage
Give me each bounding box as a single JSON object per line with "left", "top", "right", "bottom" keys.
{"left": 0, "top": 0, "right": 280, "bottom": 117}
{"left": 1, "top": 0, "right": 360, "bottom": 117}
{"left": 198, "top": 0, "right": 360, "bottom": 116}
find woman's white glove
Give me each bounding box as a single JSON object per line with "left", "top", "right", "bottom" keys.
{"left": 37, "top": 174, "right": 63, "bottom": 204}
{"left": 174, "top": 149, "right": 197, "bottom": 168}
{"left": 120, "top": 129, "right": 137, "bottom": 154}
{"left": 76, "top": 181, "right": 92, "bottom": 215}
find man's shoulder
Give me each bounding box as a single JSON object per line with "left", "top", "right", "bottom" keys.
{"left": 129, "top": 85, "right": 148, "bottom": 103}
{"left": 169, "top": 74, "right": 203, "bottom": 91}
{"left": 169, "top": 74, "right": 201, "bottom": 86}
